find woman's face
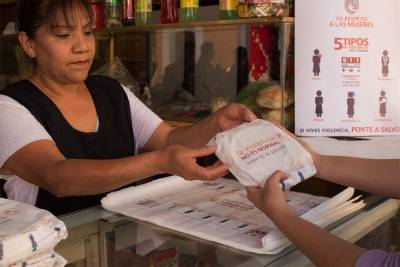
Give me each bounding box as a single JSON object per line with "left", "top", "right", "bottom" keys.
{"left": 31, "top": 7, "right": 95, "bottom": 84}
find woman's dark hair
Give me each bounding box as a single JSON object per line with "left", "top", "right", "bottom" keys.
{"left": 16, "top": 0, "right": 93, "bottom": 38}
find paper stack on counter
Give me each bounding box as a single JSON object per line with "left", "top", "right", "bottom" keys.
{"left": 101, "top": 176, "right": 365, "bottom": 254}
{"left": 0, "top": 198, "right": 68, "bottom": 267}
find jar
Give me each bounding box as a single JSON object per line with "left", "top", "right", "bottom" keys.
{"left": 238, "top": 0, "right": 289, "bottom": 18}
{"left": 105, "top": 0, "right": 123, "bottom": 27}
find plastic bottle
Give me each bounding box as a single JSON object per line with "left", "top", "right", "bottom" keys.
{"left": 238, "top": 0, "right": 248, "bottom": 18}
{"left": 219, "top": 0, "right": 239, "bottom": 20}
{"left": 89, "top": 0, "right": 105, "bottom": 29}
{"left": 161, "top": 0, "right": 179, "bottom": 24}
{"left": 123, "top": 0, "right": 135, "bottom": 25}
{"left": 180, "top": 0, "right": 199, "bottom": 22}
{"left": 105, "top": 0, "right": 123, "bottom": 27}
{"left": 135, "top": 0, "right": 152, "bottom": 25}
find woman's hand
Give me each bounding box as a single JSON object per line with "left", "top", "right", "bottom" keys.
{"left": 149, "top": 103, "right": 257, "bottom": 150}
{"left": 246, "top": 171, "right": 295, "bottom": 219}
{"left": 158, "top": 144, "right": 229, "bottom": 181}
{"left": 211, "top": 103, "right": 257, "bottom": 132}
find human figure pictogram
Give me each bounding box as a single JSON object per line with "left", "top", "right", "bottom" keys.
{"left": 379, "top": 90, "right": 387, "bottom": 118}
{"left": 381, "top": 50, "right": 389, "bottom": 78}
{"left": 347, "top": 92, "right": 355, "bottom": 118}
{"left": 315, "top": 90, "right": 323, "bottom": 117}
{"left": 312, "top": 49, "right": 322, "bottom": 77}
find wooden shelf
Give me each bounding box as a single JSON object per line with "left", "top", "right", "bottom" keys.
{"left": 0, "top": 33, "right": 16, "bottom": 40}
{"left": 165, "top": 120, "right": 195, "bottom": 127}
{"left": 0, "top": 0, "right": 16, "bottom": 5}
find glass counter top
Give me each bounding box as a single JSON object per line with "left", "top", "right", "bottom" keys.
{"left": 57, "top": 196, "right": 399, "bottom": 267}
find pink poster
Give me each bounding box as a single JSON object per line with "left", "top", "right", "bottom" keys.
{"left": 295, "top": 0, "right": 400, "bottom": 136}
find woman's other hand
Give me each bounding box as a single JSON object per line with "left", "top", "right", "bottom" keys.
{"left": 158, "top": 145, "right": 229, "bottom": 181}
{"left": 246, "top": 171, "right": 295, "bottom": 219}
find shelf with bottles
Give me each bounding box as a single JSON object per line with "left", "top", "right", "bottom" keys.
{"left": 96, "top": 0, "right": 292, "bottom": 27}
{"left": 94, "top": 16, "right": 293, "bottom": 34}
{"left": 0, "top": 16, "right": 295, "bottom": 128}
{"left": 0, "top": 17, "right": 293, "bottom": 41}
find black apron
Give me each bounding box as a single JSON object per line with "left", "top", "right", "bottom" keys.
{"left": 1, "top": 75, "right": 135, "bottom": 215}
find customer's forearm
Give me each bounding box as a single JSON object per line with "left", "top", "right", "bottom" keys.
{"left": 270, "top": 210, "right": 365, "bottom": 267}
{"left": 316, "top": 155, "right": 400, "bottom": 198}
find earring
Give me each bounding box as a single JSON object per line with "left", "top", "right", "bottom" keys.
{"left": 27, "top": 52, "right": 33, "bottom": 57}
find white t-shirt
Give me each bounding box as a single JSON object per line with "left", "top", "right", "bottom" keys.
{"left": 0, "top": 84, "right": 162, "bottom": 205}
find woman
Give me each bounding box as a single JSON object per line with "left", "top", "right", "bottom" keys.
{"left": 0, "top": 0, "right": 256, "bottom": 215}
{"left": 381, "top": 50, "right": 389, "bottom": 78}
{"left": 315, "top": 90, "right": 323, "bottom": 117}
{"left": 347, "top": 91, "right": 355, "bottom": 118}
{"left": 246, "top": 137, "right": 400, "bottom": 267}
{"left": 312, "top": 49, "right": 321, "bottom": 77}
{"left": 379, "top": 90, "right": 387, "bottom": 118}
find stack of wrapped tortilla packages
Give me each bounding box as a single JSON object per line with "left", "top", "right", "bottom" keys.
{"left": 0, "top": 198, "right": 67, "bottom": 267}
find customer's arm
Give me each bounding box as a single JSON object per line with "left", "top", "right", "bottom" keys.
{"left": 273, "top": 122, "right": 400, "bottom": 198}
{"left": 246, "top": 171, "right": 366, "bottom": 267}
{"left": 314, "top": 155, "right": 400, "bottom": 198}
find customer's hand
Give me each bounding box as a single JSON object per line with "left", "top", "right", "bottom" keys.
{"left": 270, "top": 121, "right": 321, "bottom": 172}
{"left": 211, "top": 103, "right": 257, "bottom": 132}
{"left": 159, "top": 144, "right": 229, "bottom": 181}
{"left": 246, "top": 171, "right": 295, "bottom": 219}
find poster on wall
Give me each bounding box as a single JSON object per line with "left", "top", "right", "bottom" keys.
{"left": 295, "top": 0, "right": 400, "bottom": 136}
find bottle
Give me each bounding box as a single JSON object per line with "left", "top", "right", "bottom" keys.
{"left": 161, "top": 0, "right": 179, "bottom": 24}
{"left": 135, "top": 0, "right": 152, "bottom": 25}
{"left": 180, "top": 0, "right": 199, "bottom": 22}
{"left": 219, "top": 0, "right": 239, "bottom": 20}
{"left": 105, "top": 0, "right": 123, "bottom": 27}
{"left": 123, "top": 0, "right": 135, "bottom": 25}
{"left": 238, "top": 0, "right": 247, "bottom": 18}
{"left": 89, "top": 0, "right": 105, "bottom": 29}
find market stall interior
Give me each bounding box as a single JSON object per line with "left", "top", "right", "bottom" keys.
{"left": 0, "top": 1, "right": 399, "bottom": 266}
{"left": 0, "top": 0, "right": 294, "bottom": 128}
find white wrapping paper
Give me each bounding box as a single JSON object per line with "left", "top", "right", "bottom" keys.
{"left": 101, "top": 176, "right": 365, "bottom": 254}
{"left": 0, "top": 198, "right": 67, "bottom": 267}
{"left": 210, "top": 119, "right": 316, "bottom": 189}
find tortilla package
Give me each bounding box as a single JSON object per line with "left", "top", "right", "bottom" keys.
{"left": 209, "top": 119, "right": 316, "bottom": 189}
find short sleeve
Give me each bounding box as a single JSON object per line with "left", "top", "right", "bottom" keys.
{"left": 0, "top": 95, "right": 53, "bottom": 168}
{"left": 355, "top": 249, "right": 400, "bottom": 267}
{"left": 120, "top": 85, "right": 162, "bottom": 154}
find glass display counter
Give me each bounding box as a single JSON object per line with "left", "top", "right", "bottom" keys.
{"left": 56, "top": 196, "right": 399, "bottom": 267}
